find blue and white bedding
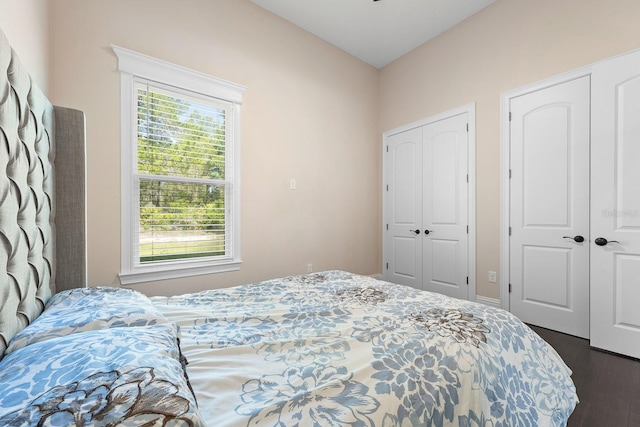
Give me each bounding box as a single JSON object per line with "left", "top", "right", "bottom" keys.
{"left": 0, "top": 272, "right": 578, "bottom": 426}
{"left": 150, "top": 271, "right": 578, "bottom": 427}
{"left": 5, "top": 287, "right": 170, "bottom": 354}
{"left": 0, "top": 287, "right": 204, "bottom": 426}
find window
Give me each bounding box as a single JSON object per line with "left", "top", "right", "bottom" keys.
{"left": 114, "top": 46, "right": 245, "bottom": 284}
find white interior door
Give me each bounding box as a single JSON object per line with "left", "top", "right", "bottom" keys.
{"left": 590, "top": 51, "right": 640, "bottom": 358}
{"left": 384, "top": 127, "right": 423, "bottom": 289}
{"left": 509, "top": 76, "right": 590, "bottom": 338}
{"left": 422, "top": 114, "right": 469, "bottom": 299}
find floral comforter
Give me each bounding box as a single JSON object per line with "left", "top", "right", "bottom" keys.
{"left": 0, "top": 287, "right": 204, "bottom": 426}
{"left": 151, "top": 271, "right": 578, "bottom": 427}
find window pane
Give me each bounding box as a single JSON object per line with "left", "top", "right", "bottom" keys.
{"left": 136, "top": 83, "right": 228, "bottom": 180}
{"left": 138, "top": 179, "right": 228, "bottom": 263}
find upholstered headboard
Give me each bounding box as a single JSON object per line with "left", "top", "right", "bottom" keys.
{"left": 0, "top": 28, "right": 87, "bottom": 357}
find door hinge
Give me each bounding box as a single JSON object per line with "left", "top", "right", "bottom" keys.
{"left": 386, "top": 224, "right": 389, "bottom": 231}
{"left": 386, "top": 262, "right": 389, "bottom": 270}
{"left": 466, "top": 276, "right": 469, "bottom": 285}
{"left": 466, "top": 225, "right": 469, "bottom": 234}
{"left": 386, "top": 184, "right": 389, "bottom": 191}
{"left": 509, "top": 112, "right": 512, "bottom": 121}
{"left": 466, "top": 174, "right": 469, "bottom": 183}
{"left": 509, "top": 169, "right": 512, "bottom": 179}
{"left": 466, "top": 123, "right": 469, "bottom": 132}
{"left": 386, "top": 145, "right": 389, "bottom": 153}
{"left": 508, "top": 283, "right": 512, "bottom": 293}
{"left": 509, "top": 226, "right": 512, "bottom": 236}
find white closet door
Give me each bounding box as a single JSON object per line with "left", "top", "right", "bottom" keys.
{"left": 591, "top": 51, "right": 640, "bottom": 358}
{"left": 384, "top": 127, "right": 423, "bottom": 289}
{"left": 422, "top": 114, "right": 469, "bottom": 300}
{"left": 509, "top": 76, "right": 590, "bottom": 338}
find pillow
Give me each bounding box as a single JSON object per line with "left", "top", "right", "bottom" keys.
{"left": 0, "top": 323, "right": 204, "bottom": 426}
{"left": 44, "top": 286, "right": 158, "bottom": 310}
{"left": 5, "top": 287, "right": 170, "bottom": 354}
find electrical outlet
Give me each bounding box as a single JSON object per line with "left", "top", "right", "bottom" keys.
{"left": 488, "top": 271, "right": 497, "bottom": 283}
{"left": 307, "top": 264, "right": 313, "bottom": 273}
{"left": 290, "top": 179, "right": 297, "bottom": 190}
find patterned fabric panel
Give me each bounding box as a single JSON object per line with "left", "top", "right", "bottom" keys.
{"left": 0, "top": 323, "right": 205, "bottom": 426}
{"left": 5, "top": 287, "right": 170, "bottom": 354}
{"left": 0, "top": 28, "right": 54, "bottom": 358}
{"left": 152, "top": 271, "right": 579, "bottom": 427}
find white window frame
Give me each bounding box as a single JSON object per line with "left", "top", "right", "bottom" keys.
{"left": 113, "top": 45, "right": 245, "bottom": 284}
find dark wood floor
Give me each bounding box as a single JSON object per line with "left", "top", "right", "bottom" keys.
{"left": 529, "top": 325, "right": 640, "bottom": 427}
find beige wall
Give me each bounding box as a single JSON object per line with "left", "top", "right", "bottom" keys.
{"left": 40, "top": 0, "right": 640, "bottom": 298}
{"left": 379, "top": 0, "right": 640, "bottom": 299}
{"left": 49, "top": 0, "right": 380, "bottom": 295}
{"left": 0, "top": 0, "right": 50, "bottom": 92}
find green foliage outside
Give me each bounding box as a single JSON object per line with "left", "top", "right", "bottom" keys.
{"left": 136, "top": 87, "right": 229, "bottom": 262}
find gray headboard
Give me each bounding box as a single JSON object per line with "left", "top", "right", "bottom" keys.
{"left": 0, "top": 27, "right": 87, "bottom": 357}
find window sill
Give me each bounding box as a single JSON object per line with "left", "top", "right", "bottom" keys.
{"left": 119, "top": 260, "right": 241, "bottom": 285}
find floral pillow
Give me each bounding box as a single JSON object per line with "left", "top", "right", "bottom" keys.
{"left": 6, "top": 287, "right": 170, "bottom": 354}
{"left": 0, "top": 323, "right": 204, "bottom": 426}
{"left": 44, "top": 286, "right": 154, "bottom": 309}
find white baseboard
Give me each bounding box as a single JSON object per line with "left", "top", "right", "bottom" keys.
{"left": 475, "top": 295, "right": 501, "bottom": 309}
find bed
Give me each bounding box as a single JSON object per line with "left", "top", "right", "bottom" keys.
{"left": 0, "top": 27, "right": 578, "bottom": 426}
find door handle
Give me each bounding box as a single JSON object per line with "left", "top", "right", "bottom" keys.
{"left": 594, "top": 237, "right": 620, "bottom": 246}
{"left": 563, "top": 235, "right": 585, "bottom": 243}
{"left": 424, "top": 229, "right": 432, "bottom": 235}
{"left": 409, "top": 229, "right": 420, "bottom": 235}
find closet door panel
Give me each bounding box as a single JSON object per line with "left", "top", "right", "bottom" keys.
{"left": 384, "top": 127, "right": 423, "bottom": 289}
{"left": 522, "top": 106, "right": 570, "bottom": 227}
{"left": 430, "top": 134, "right": 459, "bottom": 224}
{"left": 614, "top": 254, "right": 640, "bottom": 327}
{"left": 616, "top": 77, "right": 640, "bottom": 229}
{"left": 591, "top": 50, "right": 640, "bottom": 359}
{"left": 422, "top": 113, "right": 469, "bottom": 300}
{"left": 509, "top": 76, "right": 590, "bottom": 339}
{"left": 521, "top": 246, "right": 570, "bottom": 307}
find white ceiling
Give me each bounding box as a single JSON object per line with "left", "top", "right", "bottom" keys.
{"left": 250, "top": 0, "right": 495, "bottom": 68}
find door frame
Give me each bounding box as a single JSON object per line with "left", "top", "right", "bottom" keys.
{"left": 382, "top": 103, "right": 477, "bottom": 301}
{"left": 499, "top": 67, "right": 591, "bottom": 310}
